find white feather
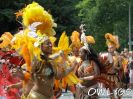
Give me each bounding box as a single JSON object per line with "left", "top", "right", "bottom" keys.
{"left": 28, "top": 22, "right": 42, "bottom": 38}
{"left": 28, "top": 31, "right": 38, "bottom": 38}
{"left": 80, "top": 24, "right": 90, "bottom": 52}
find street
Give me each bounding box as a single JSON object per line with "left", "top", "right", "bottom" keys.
{"left": 59, "top": 91, "right": 74, "bottom": 99}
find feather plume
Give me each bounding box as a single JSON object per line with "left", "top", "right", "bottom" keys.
{"left": 53, "top": 32, "right": 71, "bottom": 55}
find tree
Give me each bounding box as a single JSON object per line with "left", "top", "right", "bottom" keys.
{"left": 34, "top": 0, "right": 81, "bottom": 37}
{"left": 0, "top": 0, "right": 31, "bottom": 35}
{"left": 76, "top": 0, "right": 132, "bottom": 52}
{"left": 0, "top": 0, "right": 81, "bottom": 38}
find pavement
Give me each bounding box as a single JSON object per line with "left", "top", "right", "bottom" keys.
{"left": 59, "top": 90, "right": 74, "bottom": 99}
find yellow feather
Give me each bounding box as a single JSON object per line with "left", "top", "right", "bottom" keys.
{"left": 22, "top": 2, "right": 56, "bottom": 36}
{"left": 53, "top": 32, "right": 71, "bottom": 55}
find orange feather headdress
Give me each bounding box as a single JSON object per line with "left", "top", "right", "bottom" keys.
{"left": 0, "top": 32, "right": 13, "bottom": 48}
{"left": 86, "top": 35, "right": 95, "bottom": 44}
{"left": 70, "top": 31, "right": 81, "bottom": 50}
{"left": 105, "top": 33, "right": 120, "bottom": 49}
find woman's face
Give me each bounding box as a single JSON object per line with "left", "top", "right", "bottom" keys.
{"left": 108, "top": 45, "right": 116, "bottom": 53}
{"left": 79, "top": 48, "right": 86, "bottom": 60}
{"left": 72, "top": 47, "right": 79, "bottom": 56}
{"left": 41, "top": 39, "right": 52, "bottom": 55}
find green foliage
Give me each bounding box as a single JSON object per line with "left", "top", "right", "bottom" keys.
{"left": 0, "top": 0, "right": 81, "bottom": 38}
{"left": 76, "top": 0, "right": 132, "bottom": 52}
{"left": 35, "top": 0, "right": 81, "bottom": 37}
{"left": 0, "top": 0, "right": 132, "bottom": 51}
{"left": 0, "top": 0, "right": 29, "bottom": 35}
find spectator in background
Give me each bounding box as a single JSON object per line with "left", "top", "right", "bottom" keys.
{"left": 129, "top": 60, "right": 133, "bottom": 89}
{"left": 123, "top": 48, "right": 129, "bottom": 58}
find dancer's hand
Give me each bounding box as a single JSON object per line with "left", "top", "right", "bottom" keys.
{"left": 59, "top": 50, "right": 64, "bottom": 56}
{"left": 78, "top": 67, "right": 84, "bottom": 77}
{"left": 76, "top": 83, "right": 85, "bottom": 88}
{"left": 5, "top": 85, "right": 12, "bottom": 92}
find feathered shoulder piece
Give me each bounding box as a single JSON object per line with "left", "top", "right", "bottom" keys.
{"left": 105, "top": 33, "right": 120, "bottom": 49}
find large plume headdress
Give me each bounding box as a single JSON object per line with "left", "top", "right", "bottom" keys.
{"left": 105, "top": 33, "right": 120, "bottom": 49}
{"left": 22, "top": 2, "right": 57, "bottom": 36}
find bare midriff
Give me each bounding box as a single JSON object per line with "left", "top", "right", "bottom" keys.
{"left": 32, "top": 75, "right": 55, "bottom": 97}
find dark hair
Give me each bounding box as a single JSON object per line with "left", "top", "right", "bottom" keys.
{"left": 83, "top": 45, "right": 102, "bottom": 72}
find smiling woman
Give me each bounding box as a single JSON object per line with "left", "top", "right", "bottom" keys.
{"left": 27, "top": 35, "right": 78, "bottom": 99}
{"left": 11, "top": 2, "right": 79, "bottom": 99}
{"left": 40, "top": 39, "right": 53, "bottom": 55}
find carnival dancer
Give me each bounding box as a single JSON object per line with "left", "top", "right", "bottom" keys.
{"left": 129, "top": 51, "right": 133, "bottom": 88}
{"left": 104, "top": 33, "right": 121, "bottom": 86}
{"left": 99, "top": 33, "right": 122, "bottom": 99}
{"left": 62, "top": 31, "right": 82, "bottom": 97}
{"left": 118, "top": 52, "right": 129, "bottom": 88}
{"left": 52, "top": 32, "right": 81, "bottom": 98}
{"left": 69, "top": 31, "right": 81, "bottom": 75}
{"left": 75, "top": 24, "right": 101, "bottom": 99}
{"left": 27, "top": 33, "right": 78, "bottom": 99}
{"left": 12, "top": 2, "right": 79, "bottom": 99}
{"left": 0, "top": 32, "right": 21, "bottom": 99}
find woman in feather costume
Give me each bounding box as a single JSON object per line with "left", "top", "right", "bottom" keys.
{"left": 53, "top": 32, "right": 81, "bottom": 98}
{"left": 99, "top": 33, "right": 122, "bottom": 99}
{"left": 26, "top": 32, "right": 79, "bottom": 99}
{"left": 75, "top": 24, "right": 101, "bottom": 99}
{"left": 65, "top": 31, "right": 82, "bottom": 97}
{"left": 12, "top": 2, "right": 79, "bottom": 99}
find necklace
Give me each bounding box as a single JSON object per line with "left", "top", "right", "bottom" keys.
{"left": 82, "top": 60, "right": 90, "bottom": 68}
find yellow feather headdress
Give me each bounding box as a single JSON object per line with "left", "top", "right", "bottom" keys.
{"left": 13, "top": 2, "right": 57, "bottom": 63}
{"left": 22, "top": 2, "right": 57, "bottom": 36}
{"left": 105, "top": 33, "right": 120, "bottom": 49}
